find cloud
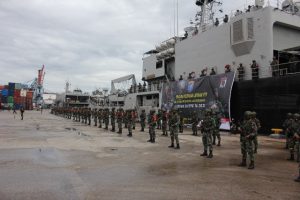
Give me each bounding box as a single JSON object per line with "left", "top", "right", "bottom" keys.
{"left": 0, "top": 0, "right": 247, "bottom": 93}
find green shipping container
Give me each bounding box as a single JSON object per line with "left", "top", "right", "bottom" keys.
{"left": 7, "top": 96, "right": 14, "bottom": 103}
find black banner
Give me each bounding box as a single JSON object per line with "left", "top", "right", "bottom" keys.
{"left": 162, "top": 72, "right": 235, "bottom": 129}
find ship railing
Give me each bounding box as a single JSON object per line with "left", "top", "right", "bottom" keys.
{"left": 235, "top": 60, "right": 300, "bottom": 81}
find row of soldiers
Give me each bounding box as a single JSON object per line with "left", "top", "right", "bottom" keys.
{"left": 282, "top": 113, "right": 300, "bottom": 182}
{"left": 51, "top": 107, "right": 182, "bottom": 149}
{"left": 51, "top": 107, "right": 299, "bottom": 180}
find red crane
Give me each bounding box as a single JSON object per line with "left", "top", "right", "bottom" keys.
{"left": 38, "top": 65, "right": 46, "bottom": 86}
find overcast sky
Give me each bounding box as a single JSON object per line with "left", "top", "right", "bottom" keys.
{"left": 0, "top": 0, "right": 270, "bottom": 93}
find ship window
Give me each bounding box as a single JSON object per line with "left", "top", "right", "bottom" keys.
{"left": 146, "top": 95, "right": 152, "bottom": 100}
{"left": 233, "top": 19, "right": 243, "bottom": 43}
{"left": 247, "top": 18, "right": 254, "bottom": 39}
{"left": 156, "top": 61, "right": 163, "bottom": 69}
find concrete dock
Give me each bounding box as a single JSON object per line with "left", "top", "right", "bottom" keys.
{"left": 0, "top": 111, "right": 299, "bottom": 200}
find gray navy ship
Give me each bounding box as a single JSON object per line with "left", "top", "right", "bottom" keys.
{"left": 101, "top": 0, "right": 300, "bottom": 133}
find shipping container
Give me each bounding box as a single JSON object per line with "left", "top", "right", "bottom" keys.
{"left": 15, "top": 83, "right": 22, "bottom": 90}
{"left": 26, "top": 91, "right": 33, "bottom": 98}
{"left": 8, "top": 89, "right": 14, "bottom": 96}
{"left": 8, "top": 82, "right": 15, "bottom": 90}
{"left": 7, "top": 96, "right": 14, "bottom": 103}
{"left": 0, "top": 85, "right": 4, "bottom": 90}
{"left": 1, "top": 89, "right": 8, "bottom": 96}
{"left": 1, "top": 96, "right": 7, "bottom": 103}
{"left": 14, "top": 89, "right": 21, "bottom": 97}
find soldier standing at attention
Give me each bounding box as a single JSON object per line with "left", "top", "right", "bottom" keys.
{"left": 87, "top": 108, "right": 92, "bottom": 125}
{"left": 117, "top": 108, "right": 123, "bottom": 134}
{"left": 157, "top": 109, "right": 162, "bottom": 130}
{"left": 127, "top": 110, "right": 133, "bottom": 137}
{"left": 161, "top": 110, "right": 168, "bottom": 136}
{"left": 295, "top": 123, "right": 300, "bottom": 182}
{"left": 239, "top": 111, "right": 257, "bottom": 169}
{"left": 291, "top": 113, "right": 300, "bottom": 162}
{"left": 20, "top": 107, "right": 24, "bottom": 120}
{"left": 124, "top": 110, "right": 128, "bottom": 128}
{"left": 212, "top": 111, "right": 221, "bottom": 146}
{"left": 200, "top": 109, "right": 215, "bottom": 158}
{"left": 98, "top": 109, "right": 103, "bottom": 128}
{"left": 179, "top": 110, "right": 184, "bottom": 133}
{"left": 168, "top": 109, "right": 180, "bottom": 149}
{"left": 148, "top": 110, "right": 157, "bottom": 143}
{"left": 110, "top": 108, "right": 116, "bottom": 132}
{"left": 251, "top": 111, "right": 261, "bottom": 153}
{"left": 288, "top": 113, "right": 299, "bottom": 161}
{"left": 105, "top": 108, "right": 110, "bottom": 130}
{"left": 283, "top": 113, "right": 293, "bottom": 149}
{"left": 132, "top": 109, "right": 137, "bottom": 130}
{"left": 191, "top": 111, "right": 199, "bottom": 136}
{"left": 140, "top": 109, "right": 146, "bottom": 132}
{"left": 93, "top": 109, "right": 97, "bottom": 126}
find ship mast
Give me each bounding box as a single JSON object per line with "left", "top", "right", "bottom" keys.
{"left": 195, "top": 0, "right": 222, "bottom": 31}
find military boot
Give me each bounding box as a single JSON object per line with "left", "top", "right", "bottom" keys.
{"left": 217, "top": 140, "right": 221, "bottom": 146}
{"left": 238, "top": 159, "right": 247, "bottom": 167}
{"left": 168, "top": 143, "right": 174, "bottom": 148}
{"left": 200, "top": 151, "right": 208, "bottom": 156}
{"left": 175, "top": 144, "right": 180, "bottom": 149}
{"left": 254, "top": 148, "right": 257, "bottom": 154}
{"left": 151, "top": 138, "right": 155, "bottom": 143}
{"left": 147, "top": 137, "right": 152, "bottom": 142}
{"left": 127, "top": 132, "right": 132, "bottom": 137}
{"left": 248, "top": 161, "right": 255, "bottom": 169}
{"left": 287, "top": 154, "right": 294, "bottom": 161}
{"left": 294, "top": 176, "right": 300, "bottom": 182}
{"left": 207, "top": 150, "right": 213, "bottom": 158}
{"left": 212, "top": 137, "right": 216, "bottom": 145}
{"left": 141, "top": 128, "right": 144, "bottom": 132}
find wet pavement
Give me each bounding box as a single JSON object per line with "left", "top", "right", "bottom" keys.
{"left": 0, "top": 110, "right": 299, "bottom": 200}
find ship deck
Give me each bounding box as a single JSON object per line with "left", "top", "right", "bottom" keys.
{"left": 0, "top": 111, "right": 299, "bottom": 200}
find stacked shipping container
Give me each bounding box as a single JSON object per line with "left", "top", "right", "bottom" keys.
{"left": 0, "top": 82, "right": 33, "bottom": 110}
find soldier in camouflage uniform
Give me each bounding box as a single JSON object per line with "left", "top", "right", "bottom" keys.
{"left": 168, "top": 109, "right": 180, "bottom": 149}
{"left": 200, "top": 109, "right": 215, "bottom": 158}
{"left": 140, "top": 109, "right": 146, "bottom": 132}
{"left": 87, "top": 108, "right": 92, "bottom": 125}
{"left": 132, "top": 109, "right": 137, "bottom": 130}
{"left": 127, "top": 110, "right": 133, "bottom": 137}
{"left": 148, "top": 110, "right": 157, "bottom": 143}
{"left": 288, "top": 113, "right": 299, "bottom": 161}
{"left": 191, "top": 111, "right": 199, "bottom": 136}
{"left": 283, "top": 113, "right": 293, "bottom": 149}
{"left": 93, "top": 108, "right": 98, "bottom": 126}
{"left": 98, "top": 109, "right": 103, "bottom": 128}
{"left": 212, "top": 111, "right": 221, "bottom": 146}
{"left": 179, "top": 111, "right": 184, "bottom": 133}
{"left": 110, "top": 108, "right": 116, "bottom": 132}
{"left": 161, "top": 110, "right": 168, "bottom": 136}
{"left": 251, "top": 111, "right": 261, "bottom": 153}
{"left": 124, "top": 110, "right": 128, "bottom": 128}
{"left": 239, "top": 111, "right": 257, "bottom": 169}
{"left": 292, "top": 113, "right": 300, "bottom": 162}
{"left": 104, "top": 108, "right": 109, "bottom": 130}
{"left": 117, "top": 108, "right": 124, "bottom": 134}
{"left": 157, "top": 109, "right": 162, "bottom": 129}
{"left": 294, "top": 115, "right": 300, "bottom": 182}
